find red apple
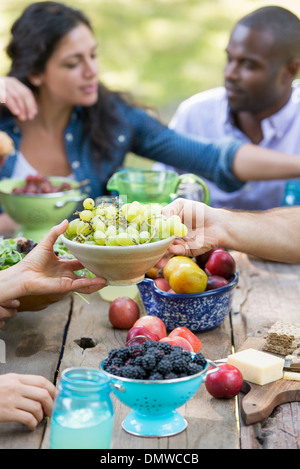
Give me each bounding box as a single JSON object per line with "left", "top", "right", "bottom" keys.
{"left": 126, "top": 335, "right": 150, "bottom": 346}
{"left": 169, "top": 327, "right": 202, "bottom": 353}
{"left": 205, "top": 250, "right": 236, "bottom": 280}
{"left": 159, "top": 336, "right": 194, "bottom": 352}
{"left": 205, "top": 275, "right": 229, "bottom": 291}
{"left": 154, "top": 278, "right": 171, "bottom": 292}
{"left": 195, "top": 248, "right": 225, "bottom": 269}
{"left": 126, "top": 325, "right": 159, "bottom": 344}
{"left": 168, "top": 288, "right": 176, "bottom": 294}
{"left": 205, "top": 363, "right": 243, "bottom": 399}
{"left": 108, "top": 296, "right": 140, "bottom": 329}
{"left": 133, "top": 316, "right": 167, "bottom": 340}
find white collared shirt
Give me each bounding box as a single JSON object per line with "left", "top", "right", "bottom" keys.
{"left": 154, "top": 83, "right": 300, "bottom": 209}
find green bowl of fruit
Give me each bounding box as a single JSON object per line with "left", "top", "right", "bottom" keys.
{"left": 0, "top": 175, "right": 86, "bottom": 241}
{"left": 61, "top": 198, "right": 188, "bottom": 285}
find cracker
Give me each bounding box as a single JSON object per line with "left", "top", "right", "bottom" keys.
{"left": 263, "top": 321, "right": 300, "bottom": 356}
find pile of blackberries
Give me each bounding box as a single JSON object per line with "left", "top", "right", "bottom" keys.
{"left": 102, "top": 340, "right": 207, "bottom": 380}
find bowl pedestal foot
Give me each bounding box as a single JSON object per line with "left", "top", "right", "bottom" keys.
{"left": 122, "top": 410, "right": 187, "bottom": 437}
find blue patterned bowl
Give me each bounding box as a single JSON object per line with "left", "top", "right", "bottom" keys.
{"left": 137, "top": 272, "right": 239, "bottom": 332}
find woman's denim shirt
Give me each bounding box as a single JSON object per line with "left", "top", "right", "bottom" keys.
{"left": 0, "top": 97, "right": 244, "bottom": 200}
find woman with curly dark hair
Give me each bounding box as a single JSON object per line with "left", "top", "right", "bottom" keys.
{"left": 1, "top": 2, "right": 300, "bottom": 231}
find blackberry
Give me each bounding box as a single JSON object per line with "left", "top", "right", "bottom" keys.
{"left": 142, "top": 340, "right": 157, "bottom": 351}
{"left": 128, "top": 343, "right": 143, "bottom": 358}
{"left": 172, "top": 358, "right": 188, "bottom": 374}
{"left": 108, "top": 348, "right": 119, "bottom": 359}
{"left": 142, "top": 354, "right": 157, "bottom": 370}
{"left": 134, "top": 356, "right": 144, "bottom": 367}
{"left": 186, "top": 362, "right": 203, "bottom": 375}
{"left": 156, "top": 341, "right": 172, "bottom": 353}
{"left": 170, "top": 351, "right": 190, "bottom": 366}
{"left": 157, "top": 358, "right": 173, "bottom": 375}
{"left": 148, "top": 372, "right": 164, "bottom": 380}
{"left": 193, "top": 353, "right": 207, "bottom": 368}
{"left": 104, "top": 364, "right": 121, "bottom": 376}
{"left": 121, "top": 365, "right": 144, "bottom": 379}
{"left": 111, "top": 356, "right": 125, "bottom": 367}
{"left": 164, "top": 372, "right": 178, "bottom": 380}
{"left": 109, "top": 346, "right": 130, "bottom": 362}
{"left": 102, "top": 357, "right": 111, "bottom": 368}
{"left": 152, "top": 349, "right": 166, "bottom": 363}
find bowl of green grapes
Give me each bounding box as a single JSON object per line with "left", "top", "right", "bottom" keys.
{"left": 61, "top": 198, "right": 187, "bottom": 285}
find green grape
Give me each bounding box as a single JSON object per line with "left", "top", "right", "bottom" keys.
{"left": 105, "top": 205, "right": 117, "bottom": 220}
{"left": 79, "top": 209, "right": 94, "bottom": 222}
{"left": 116, "top": 232, "right": 135, "bottom": 246}
{"left": 65, "top": 219, "right": 80, "bottom": 237}
{"left": 152, "top": 217, "right": 167, "bottom": 234}
{"left": 139, "top": 220, "right": 149, "bottom": 232}
{"left": 94, "top": 206, "right": 106, "bottom": 216}
{"left": 76, "top": 220, "right": 92, "bottom": 237}
{"left": 172, "top": 222, "right": 188, "bottom": 237}
{"left": 83, "top": 198, "right": 95, "bottom": 210}
{"left": 166, "top": 215, "right": 182, "bottom": 235}
{"left": 105, "top": 225, "right": 117, "bottom": 237}
{"left": 128, "top": 222, "right": 138, "bottom": 231}
{"left": 139, "top": 231, "right": 151, "bottom": 244}
{"left": 94, "top": 230, "right": 106, "bottom": 245}
{"left": 120, "top": 203, "right": 140, "bottom": 222}
{"left": 159, "top": 229, "right": 172, "bottom": 240}
{"left": 127, "top": 225, "right": 139, "bottom": 235}
{"left": 106, "top": 236, "right": 119, "bottom": 246}
{"left": 92, "top": 217, "right": 106, "bottom": 232}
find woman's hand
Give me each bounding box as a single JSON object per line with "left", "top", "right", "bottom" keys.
{"left": 0, "top": 373, "right": 56, "bottom": 430}
{"left": 0, "top": 219, "right": 107, "bottom": 304}
{"left": 17, "top": 219, "right": 107, "bottom": 298}
{"left": 1, "top": 77, "right": 38, "bottom": 121}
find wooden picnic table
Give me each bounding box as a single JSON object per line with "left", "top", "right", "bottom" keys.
{"left": 0, "top": 251, "right": 299, "bottom": 450}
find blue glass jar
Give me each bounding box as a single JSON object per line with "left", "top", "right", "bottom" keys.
{"left": 50, "top": 367, "right": 113, "bottom": 449}
{"left": 282, "top": 180, "right": 300, "bottom": 206}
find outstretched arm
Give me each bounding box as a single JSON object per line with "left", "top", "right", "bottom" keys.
{"left": 162, "top": 198, "right": 300, "bottom": 263}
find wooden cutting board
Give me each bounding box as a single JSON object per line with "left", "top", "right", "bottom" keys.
{"left": 237, "top": 337, "right": 300, "bottom": 425}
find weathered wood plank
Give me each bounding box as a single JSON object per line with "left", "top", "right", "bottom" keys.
{"left": 0, "top": 296, "right": 72, "bottom": 449}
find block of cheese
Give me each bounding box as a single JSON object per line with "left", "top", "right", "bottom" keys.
{"left": 227, "top": 348, "right": 284, "bottom": 385}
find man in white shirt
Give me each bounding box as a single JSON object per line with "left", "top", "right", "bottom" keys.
{"left": 155, "top": 6, "right": 300, "bottom": 209}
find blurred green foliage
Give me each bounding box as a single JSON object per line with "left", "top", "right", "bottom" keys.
{"left": 1, "top": 0, "right": 300, "bottom": 120}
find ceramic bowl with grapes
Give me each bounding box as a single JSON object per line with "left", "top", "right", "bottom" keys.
{"left": 60, "top": 198, "right": 188, "bottom": 285}
{"left": 60, "top": 234, "right": 175, "bottom": 285}
{"left": 0, "top": 177, "right": 85, "bottom": 241}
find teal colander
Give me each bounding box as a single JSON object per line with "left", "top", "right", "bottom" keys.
{"left": 101, "top": 359, "right": 218, "bottom": 437}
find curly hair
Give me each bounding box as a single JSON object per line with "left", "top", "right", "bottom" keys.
{"left": 5, "top": 1, "right": 127, "bottom": 164}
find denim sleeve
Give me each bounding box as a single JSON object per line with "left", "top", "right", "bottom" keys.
{"left": 126, "top": 105, "right": 245, "bottom": 193}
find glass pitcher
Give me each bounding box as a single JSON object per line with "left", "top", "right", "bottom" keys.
{"left": 50, "top": 367, "right": 114, "bottom": 449}
{"left": 106, "top": 169, "right": 210, "bottom": 205}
